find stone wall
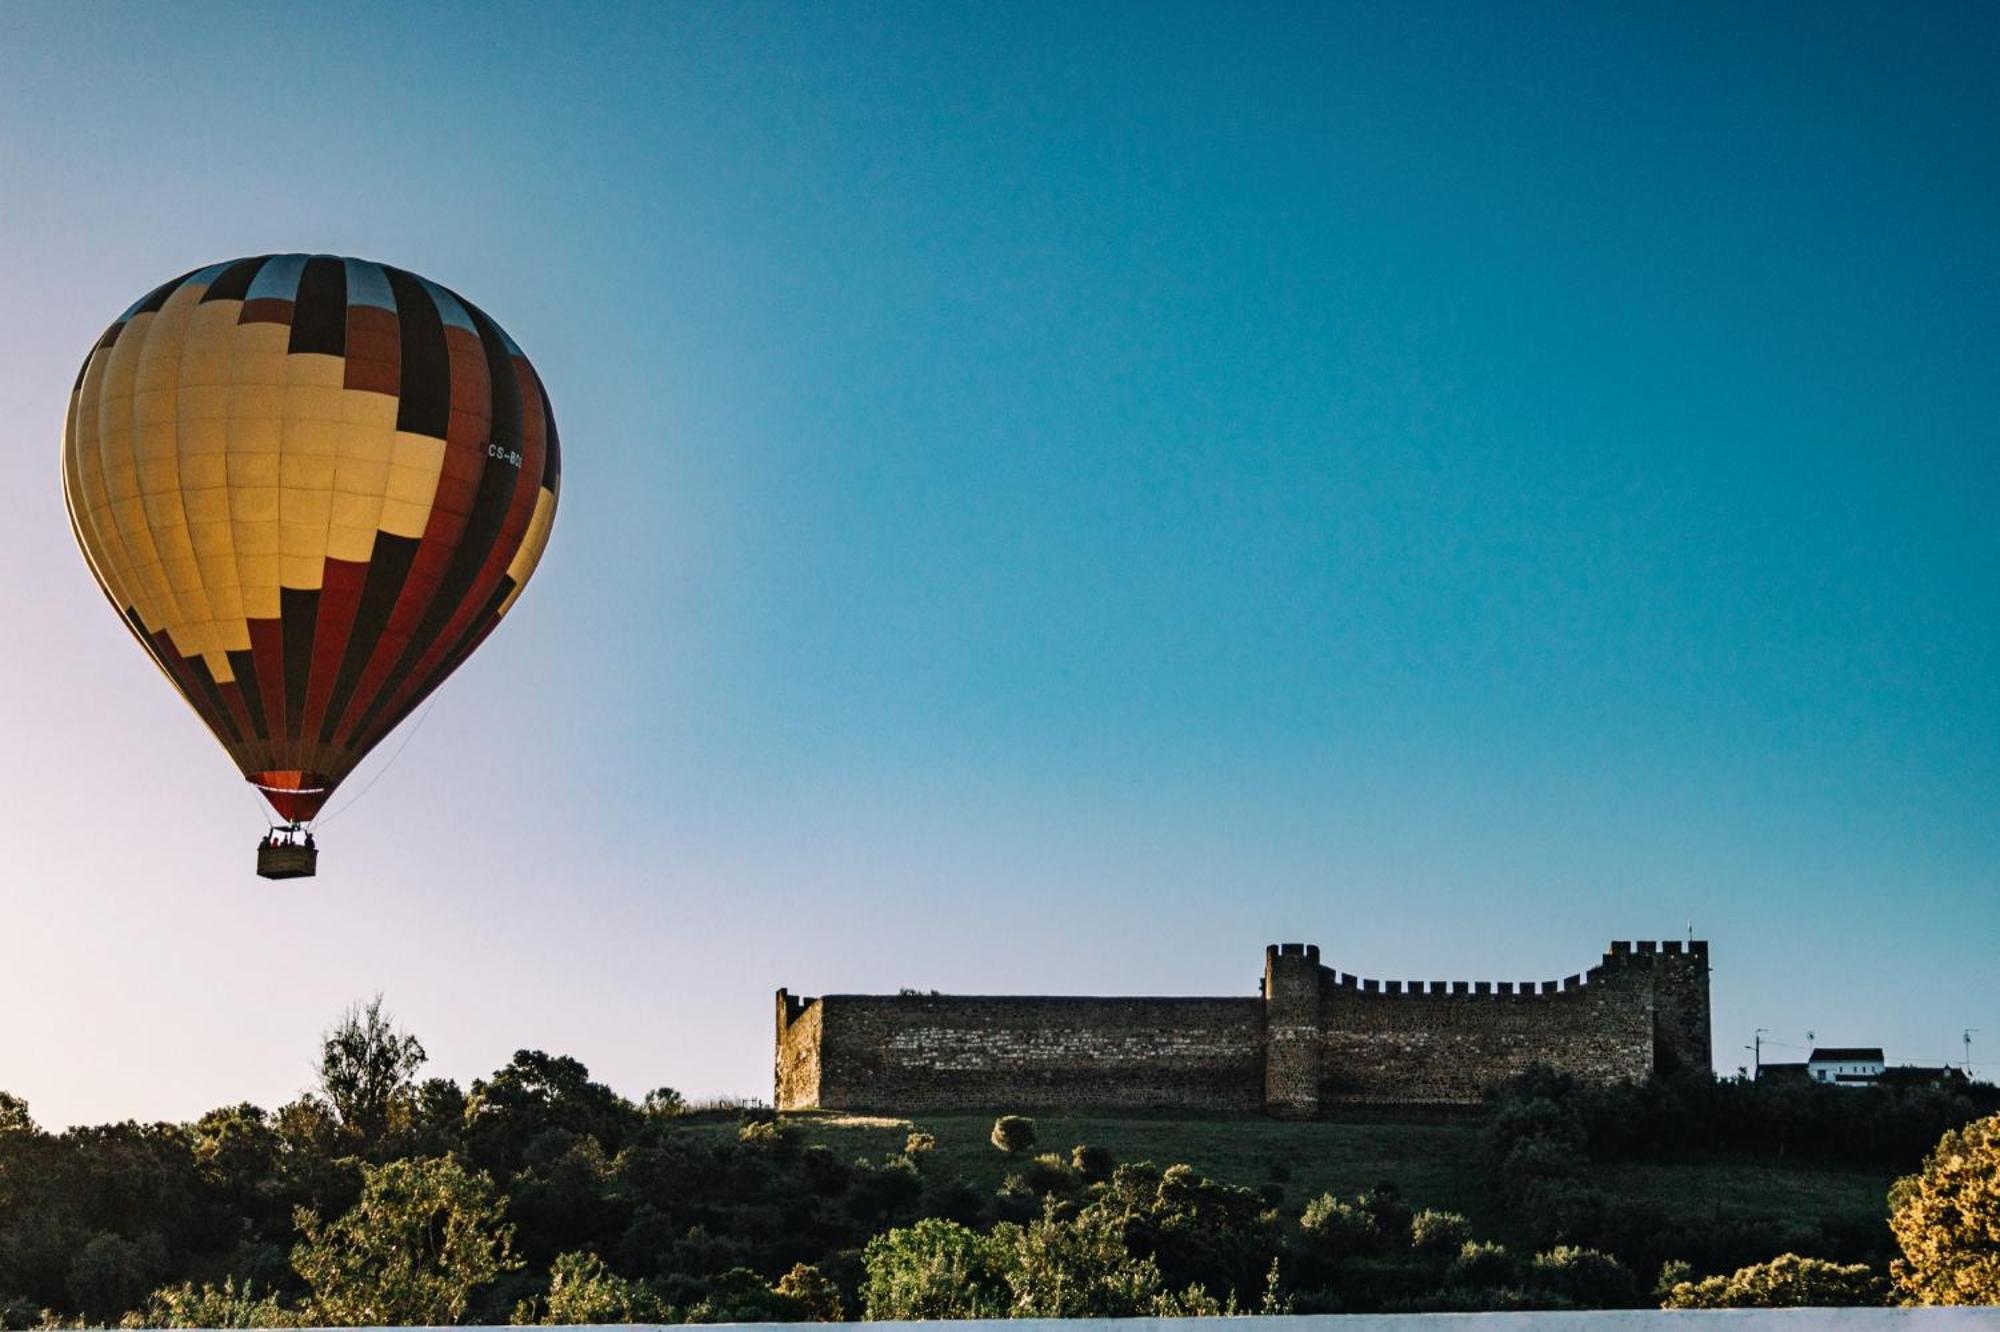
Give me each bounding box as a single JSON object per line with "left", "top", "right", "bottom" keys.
{"left": 1292, "top": 939, "right": 1711, "bottom": 1111}
{"left": 776, "top": 994, "right": 1265, "bottom": 1113}
{"left": 774, "top": 990, "right": 822, "bottom": 1110}
{"left": 775, "top": 940, "right": 1711, "bottom": 1115}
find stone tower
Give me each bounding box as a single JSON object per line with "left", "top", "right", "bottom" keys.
{"left": 1263, "top": 943, "right": 1322, "bottom": 1118}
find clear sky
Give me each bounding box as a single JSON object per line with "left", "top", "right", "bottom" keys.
{"left": 2, "top": 2, "right": 1995, "bottom": 1128}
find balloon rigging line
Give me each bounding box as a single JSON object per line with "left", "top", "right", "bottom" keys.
{"left": 311, "top": 698, "right": 441, "bottom": 829}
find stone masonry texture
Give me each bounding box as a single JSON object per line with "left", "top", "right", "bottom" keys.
{"left": 775, "top": 940, "right": 1712, "bottom": 1116}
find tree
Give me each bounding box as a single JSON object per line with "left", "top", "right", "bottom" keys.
{"left": 0, "top": 1094, "right": 35, "bottom": 1137}
{"left": 990, "top": 1115, "right": 1036, "bottom": 1155}
{"left": 189, "top": 1104, "right": 281, "bottom": 1216}
{"left": 292, "top": 1156, "right": 519, "bottom": 1325}
{"left": 464, "top": 1051, "right": 642, "bottom": 1175}
{"left": 317, "top": 996, "right": 426, "bottom": 1145}
{"left": 1890, "top": 1111, "right": 2000, "bottom": 1305}
{"left": 67, "top": 1233, "right": 167, "bottom": 1324}
{"left": 1661, "top": 1253, "right": 1884, "bottom": 1308}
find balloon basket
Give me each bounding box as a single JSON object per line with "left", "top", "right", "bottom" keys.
{"left": 257, "top": 840, "right": 317, "bottom": 880}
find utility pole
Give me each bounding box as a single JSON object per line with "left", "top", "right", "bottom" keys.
{"left": 1966, "top": 1029, "right": 1980, "bottom": 1077}
{"left": 1749, "top": 1028, "right": 1768, "bottom": 1078}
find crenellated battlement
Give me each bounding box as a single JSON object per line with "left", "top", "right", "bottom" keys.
{"left": 778, "top": 935, "right": 1713, "bottom": 1116}
{"left": 1278, "top": 939, "right": 1708, "bottom": 1002}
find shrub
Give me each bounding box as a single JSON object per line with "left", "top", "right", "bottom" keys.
{"left": 1000, "top": 1203, "right": 1170, "bottom": 1317}
{"left": 772, "top": 1263, "right": 843, "bottom": 1321}
{"left": 991, "top": 1177, "right": 1041, "bottom": 1225}
{"left": 1359, "top": 1182, "right": 1412, "bottom": 1245}
{"left": 990, "top": 1115, "right": 1037, "bottom": 1155}
{"left": 1890, "top": 1111, "right": 2000, "bottom": 1305}
{"left": 800, "top": 1144, "right": 852, "bottom": 1197}
{"left": 1661, "top": 1253, "right": 1885, "bottom": 1308}
{"left": 1529, "top": 1246, "right": 1640, "bottom": 1308}
{"left": 1015, "top": 1153, "right": 1080, "bottom": 1197}
{"left": 1654, "top": 1259, "right": 1693, "bottom": 1301}
{"left": 1071, "top": 1144, "right": 1115, "bottom": 1184}
{"left": 684, "top": 1265, "right": 816, "bottom": 1323}
{"left": 737, "top": 1118, "right": 788, "bottom": 1147}
{"left": 1449, "top": 1240, "right": 1519, "bottom": 1290}
{"left": 903, "top": 1131, "right": 935, "bottom": 1156}
{"left": 1410, "top": 1209, "right": 1471, "bottom": 1259}
{"left": 860, "top": 1219, "right": 1008, "bottom": 1320}
{"left": 843, "top": 1154, "right": 924, "bottom": 1224}
{"left": 119, "top": 1279, "right": 298, "bottom": 1329}
{"left": 513, "top": 1251, "right": 671, "bottom": 1325}
{"left": 1300, "top": 1194, "right": 1380, "bottom": 1261}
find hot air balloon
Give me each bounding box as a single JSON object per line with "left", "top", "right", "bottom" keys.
{"left": 62, "top": 255, "right": 560, "bottom": 879}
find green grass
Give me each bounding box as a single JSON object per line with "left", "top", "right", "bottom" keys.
{"left": 1597, "top": 1159, "right": 1895, "bottom": 1229}
{"left": 773, "top": 1110, "right": 1509, "bottom": 1235}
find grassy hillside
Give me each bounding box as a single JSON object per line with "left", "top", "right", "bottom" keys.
{"left": 1597, "top": 1159, "right": 1896, "bottom": 1230}
{"left": 742, "top": 1109, "right": 1895, "bottom": 1247}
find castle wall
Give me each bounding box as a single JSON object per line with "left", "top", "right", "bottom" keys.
{"left": 780, "top": 994, "right": 1265, "bottom": 1113}
{"left": 1305, "top": 941, "right": 1711, "bottom": 1108}
{"left": 776, "top": 940, "right": 1711, "bottom": 1115}
{"left": 1314, "top": 972, "right": 1652, "bottom": 1104}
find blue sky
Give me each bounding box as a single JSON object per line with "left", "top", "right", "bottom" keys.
{"left": 1, "top": 1, "right": 1994, "bottom": 1126}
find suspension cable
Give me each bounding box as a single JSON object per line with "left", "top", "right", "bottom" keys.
{"left": 311, "top": 698, "right": 442, "bottom": 829}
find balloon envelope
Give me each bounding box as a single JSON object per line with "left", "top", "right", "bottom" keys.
{"left": 63, "top": 255, "right": 560, "bottom": 822}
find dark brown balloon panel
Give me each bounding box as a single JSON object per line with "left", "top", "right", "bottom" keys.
{"left": 63, "top": 256, "right": 560, "bottom": 821}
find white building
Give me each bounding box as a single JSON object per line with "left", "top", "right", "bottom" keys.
{"left": 1807, "top": 1046, "right": 1885, "bottom": 1086}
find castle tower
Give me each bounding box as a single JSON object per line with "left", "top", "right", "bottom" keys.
{"left": 1263, "top": 943, "right": 1322, "bottom": 1119}
{"left": 1596, "top": 940, "right": 1715, "bottom": 1077}
{"left": 1650, "top": 940, "right": 1713, "bottom": 1074}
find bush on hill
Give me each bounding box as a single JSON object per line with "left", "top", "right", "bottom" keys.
{"left": 1660, "top": 1252, "right": 1885, "bottom": 1308}
{"left": 990, "top": 1115, "right": 1037, "bottom": 1155}
{"left": 1889, "top": 1111, "right": 2000, "bottom": 1305}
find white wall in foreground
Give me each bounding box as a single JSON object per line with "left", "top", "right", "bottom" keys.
{"left": 764, "top": 1314, "right": 2000, "bottom": 1331}
{"left": 288, "top": 1313, "right": 2000, "bottom": 1331}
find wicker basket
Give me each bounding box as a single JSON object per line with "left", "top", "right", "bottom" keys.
{"left": 256, "top": 843, "right": 318, "bottom": 880}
